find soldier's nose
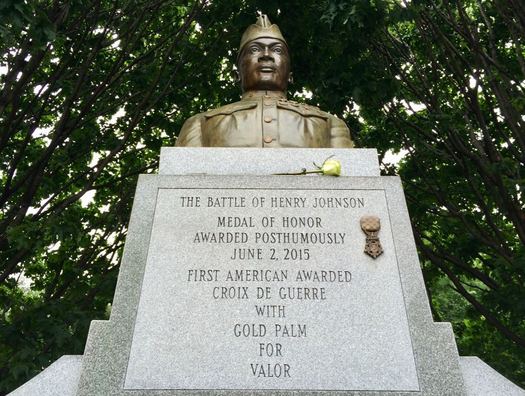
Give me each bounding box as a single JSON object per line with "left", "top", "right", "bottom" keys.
{"left": 258, "top": 47, "right": 274, "bottom": 62}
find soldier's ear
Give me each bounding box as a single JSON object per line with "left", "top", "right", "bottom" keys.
{"left": 231, "top": 69, "right": 240, "bottom": 83}
{"left": 288, "top": 72, "right": 294, "bottom": 84}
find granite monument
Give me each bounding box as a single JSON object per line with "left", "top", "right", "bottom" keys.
{"left": 9, "top": 14, "right": 524, "bottom": 396}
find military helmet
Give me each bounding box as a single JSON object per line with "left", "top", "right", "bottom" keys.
{"left": 238, "top": 14, "right": 287, "bottom": 58}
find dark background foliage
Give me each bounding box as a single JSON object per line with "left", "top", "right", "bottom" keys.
{"left": 1, "top": 0, "right": 523, "bottom": 393}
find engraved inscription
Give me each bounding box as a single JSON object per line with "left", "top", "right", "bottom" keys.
{"left": 182, "top": 193, "right": 361, "bottom": 379}
{"left": 124, "top": 188, "right": 420, "bottom": 391}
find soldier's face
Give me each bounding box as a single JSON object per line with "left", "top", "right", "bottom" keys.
{"left": 239, "top": 38, "right": 290, "bottom": 92}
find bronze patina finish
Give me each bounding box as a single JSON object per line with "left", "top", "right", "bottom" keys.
{"left": 176, "top": 15, "right": 354, "bottom": 148}
{"left": 360, "top": 215, "right": 384, "bottom": 259}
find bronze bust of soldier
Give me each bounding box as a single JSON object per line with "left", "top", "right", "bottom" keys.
{"left": 176, "top": 15, "right": 355, "bottom": 148}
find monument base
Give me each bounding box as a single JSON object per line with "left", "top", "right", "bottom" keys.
{"left": 10, "top": 355, "right": 524, "bottom": 396}
{"left": 9, "top": 149, "right": 525, "bottom": 396}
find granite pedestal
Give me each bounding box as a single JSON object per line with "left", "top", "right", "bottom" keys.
{"left": 9, "top": 148, "right": 524, "bottom": 396}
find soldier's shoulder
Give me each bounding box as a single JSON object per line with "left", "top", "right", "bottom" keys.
{"left": 277, "top": 99, "right": 337, "bottom": 119}
{"left": 203, "top": 100, "right": 257, "bottom": 118}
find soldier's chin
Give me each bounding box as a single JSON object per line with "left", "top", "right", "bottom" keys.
{"left": 253, "top": 78, "right": 286, "bottom": 92}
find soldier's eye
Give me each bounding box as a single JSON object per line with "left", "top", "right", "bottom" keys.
{"left": 273, "top": 47, "right": 282, "bottom": 54}
{"left": 250, "top": 46, "right": 260, "bottom": 53}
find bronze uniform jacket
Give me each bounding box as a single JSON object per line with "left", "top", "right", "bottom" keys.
{"left": 175, "top": 91, "right": 354, "bottom": 148}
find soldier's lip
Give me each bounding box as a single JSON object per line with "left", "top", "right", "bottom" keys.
{"left": 259, "top": 66, "right": 276, "bottom": 72}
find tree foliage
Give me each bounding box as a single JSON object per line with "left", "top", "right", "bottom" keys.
{"left": 0, "top": 0, "right": 523, "bottom": 393}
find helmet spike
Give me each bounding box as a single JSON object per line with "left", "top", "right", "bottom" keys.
{"left": 256, "top": 14, "right": 272, "bottom": 28}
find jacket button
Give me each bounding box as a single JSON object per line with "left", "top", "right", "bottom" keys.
{"left": 263, "top": 136, "right": 273, "bottom": 143}
{"left": 264, "top": 116, "right": 272, "bottom": 123}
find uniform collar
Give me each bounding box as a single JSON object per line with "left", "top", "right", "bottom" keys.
{"left": 242, "top": 90, "right": 287, "bottom": 100}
